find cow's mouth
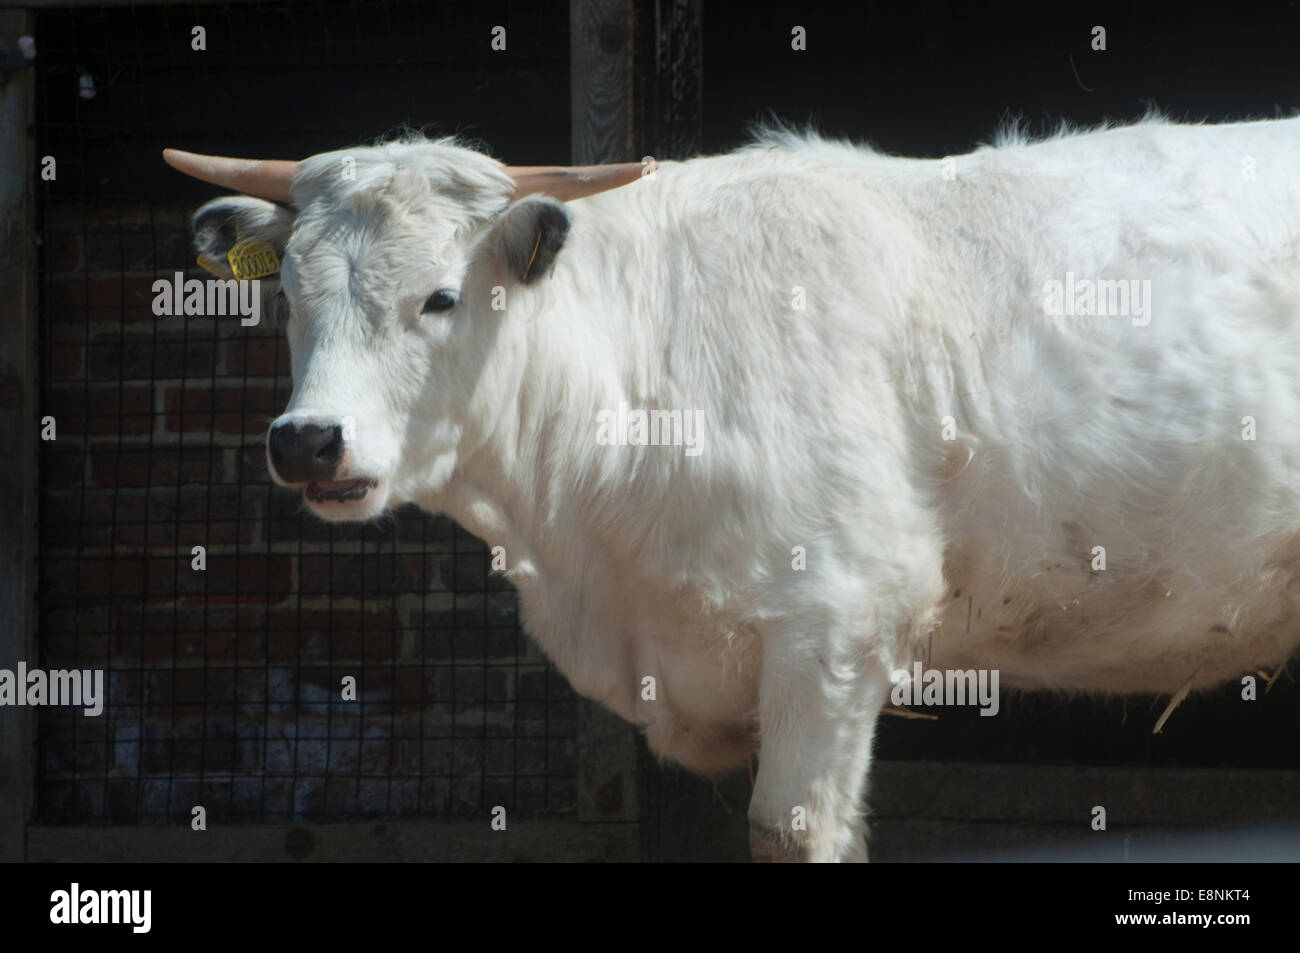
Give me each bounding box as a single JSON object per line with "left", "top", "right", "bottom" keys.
{"left": 304, "top": 477, "right": 378, "bottom": 503}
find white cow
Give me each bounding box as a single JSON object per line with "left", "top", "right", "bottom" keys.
{"left": 166, "top": 115, "right": 1300, "bottom": 861}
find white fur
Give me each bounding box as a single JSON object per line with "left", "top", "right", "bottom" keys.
{"left": 196, "top": 116, "right": 1300, "bottom": 861}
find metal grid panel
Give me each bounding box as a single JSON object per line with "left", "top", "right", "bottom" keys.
{"left": 34, "top": 0, "right": 579, "bottom": 826}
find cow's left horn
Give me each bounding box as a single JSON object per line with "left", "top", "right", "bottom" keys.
{"left": 506, "top": 163, "right": 644, "bottom": 202}
{"left": 162, "top": 148, "right": 302, "bottom": 203}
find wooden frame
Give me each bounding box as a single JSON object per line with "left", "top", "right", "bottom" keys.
{"left": 568, "top": 0, "right": 646, "bottom": 837}
{"left": 0, "top": 7, "right": 38, "bottom": 864}
{"left": 19, "top": 762, "right": 1300, "bottom": 861}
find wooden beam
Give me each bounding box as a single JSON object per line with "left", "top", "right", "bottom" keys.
{"left": 869, "top": 760, "right": 1300, "bottom": 825}
{"left": 27, "top": 764, "right": 1296, "bottom": 861}
{"left": 570, "top": 0, "right": 635, "bottom": 165}
{"left": 870, "top": 817, "right": 1300, "bottom": 862}
{"left": 27, "top": 818, "right": 639, "bottom": 862}
{"left": 576, "top": 700, "right": 643, "bottom": 825}
{"left": 568, "top": 0, "right": 644, "bottom": 836}
{"left": 20, "top": 1, "right": 260, "bottom": 7}
{"left": 641, "top": 764, "right": 751, "bottom": 862}
{"left": 0, "top": 8, "right": 37, "bottom": 865}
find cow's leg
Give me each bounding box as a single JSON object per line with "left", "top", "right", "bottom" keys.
{"left": 747, "top": 630, "right": 892, "bottom": 862}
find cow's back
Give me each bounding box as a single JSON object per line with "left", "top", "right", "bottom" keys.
{"left": 919, "top": 117, "right": 1300, "bottom": 692}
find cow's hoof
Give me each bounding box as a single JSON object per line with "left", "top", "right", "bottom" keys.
{"left": 749, "top": 821, "right": 810, "bottom": 863}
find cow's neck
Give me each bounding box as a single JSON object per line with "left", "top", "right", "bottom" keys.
{"left": 444, "top": 208, "right": 650, "bottom": 572}
{"left": 435, "top": 196, "right": 678, "bottom": 655}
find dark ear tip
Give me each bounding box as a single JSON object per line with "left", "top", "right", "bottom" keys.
{"left": 540, "top": 200, "right": 572, "bottom": 233}
{"left": 511, "top": 197, "right": 572, "bottom": 285}
{"left": 192, "top": 205, "right": 238, "bottom": 248}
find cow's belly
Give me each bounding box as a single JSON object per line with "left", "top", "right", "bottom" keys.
{"left": 516, "top": 570, "right": 762, "bottom": 776}
{"left": 573, "top": 630, "right": 761, "bottom": 775}
{"left": 619, "top": 612, "right": 763, "bottom": 775}
{"left": 929, "top": 533, "right": 1300, "bottom": 694}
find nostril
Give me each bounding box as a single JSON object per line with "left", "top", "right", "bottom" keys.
{"left": 269, "top": 421, "right": 345, "bottom": 484}
{"left": 316, "top": 433, "right": 339, "bottom": 462}
{"left": 302, "top": 421, "right": 345, "bottom": 470}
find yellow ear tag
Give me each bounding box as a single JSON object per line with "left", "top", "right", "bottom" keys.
{"left": 227, "top": 238, "right": 281, "bottom": 281}
{"left": 196, "top": 252, "right": 227, "bottom": 277}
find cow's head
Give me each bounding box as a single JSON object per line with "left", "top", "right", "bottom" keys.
{"left": 166, "top": 141, "right": 639, "bottom": 521}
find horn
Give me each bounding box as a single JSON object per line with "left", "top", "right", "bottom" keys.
{"left": 507, "top": 163, "right": 643, "bottom": 201}
{"left": 162, "top": 148, "right": 302, "bottom": 203}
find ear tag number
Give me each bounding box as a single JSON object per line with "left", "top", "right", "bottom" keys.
{"left": 227, "top": 238, "right": 281, "bottom": 280}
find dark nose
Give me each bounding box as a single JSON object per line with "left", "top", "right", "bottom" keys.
{"left": 268, "top": 422, "right": 344, "bottom": 483}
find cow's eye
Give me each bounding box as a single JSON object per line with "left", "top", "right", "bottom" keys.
{"left": 422, "top": 290, "right": 459, "bottom": 314}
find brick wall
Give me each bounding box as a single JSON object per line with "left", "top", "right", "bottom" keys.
{"left": 36, "top": 198, "right": 577, "bottom": 826}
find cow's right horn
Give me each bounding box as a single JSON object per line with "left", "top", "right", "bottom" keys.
{"left": 163, "top": 148, "right": 302, "bottom": 204}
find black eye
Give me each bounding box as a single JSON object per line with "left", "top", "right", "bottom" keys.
{"left": 422, "top": 290, "right": 458, "bottom": 314}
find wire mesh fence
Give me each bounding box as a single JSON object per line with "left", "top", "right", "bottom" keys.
{"left": 27, "top": 0, "right": 1300, "bottom": 853}
{"left": 34, "top": 0, "right": 579, "bottom": 828}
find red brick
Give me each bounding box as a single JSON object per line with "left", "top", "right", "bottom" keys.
{"left": 240, "top": 445, "right": 272, "bottom": 483}
{"left": 41, "top": 487, "right": 150, "bottom": 553}
{"left": 45, "top": 232, "right": 83, "bottom": 273}
{"left": 89, "top": 276, "right": 161, "bottom": 310}
{"left": 269, "top": 607, "right": 397, "bottom": 634}
{"left": 153, "top": 553, "right": 293, "bottom": 601}
{"left": 40, "top": 446, "right": 85, "bottom": 488}
{"left": 47, "top": 278, "right": 91, "bottom": 319}
{"left": 162, "top": 383, "right": 278, "bottom": 436}
{"left": 267, "top": 628, "right": 299, "bottom": 663}
{"left": 224, "top": 337, "right": 290, "bottom": 377}
{"left": 48, "top": 277, "right": 163, "bottom": 325}
{"left": 82, "top": 202, "right": 185, "bottom": 230}
{"left": 393, "top": 667, "right": 424, "bottom": 705}
{"left": 49, "top": 343, "right": 83, "bottom": 379}
{"left": 46, "top": 383, "right": 154, "bottom": 438}
{"left": 362, "top": 628, "right": 403, "bottom": 664}
{"left": 85, "top": 229, "right": 189, "bottom": 274}
{"left": 44, "top": 556, "right": 148, "bottom": 598}
{"left": 144, "top": 516, "right": 256, "bottom": 548}
{"left": 147, "top": 484, "right": 255, "bottom": 525}
{"left": 88, "top": 336, "right": 215, "bottom": 381}
{"left": 89, "top": 446, "right": 225, "bottom": 487}
{"left": 115, "top": 603, "right": 269, "bottom": 641}
{"left": 140, "top": 631, "right": 188, "bottom": 664}
{"left": 300, "top": 553, "right": 435, "bottom": 595}
{"left": 142, "top": 484, "right": 262, "bottom": 548}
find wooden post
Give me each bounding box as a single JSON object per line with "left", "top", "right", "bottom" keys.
{"left": 0, "top": 8, "right": 38, "bottom": 864}
{"left": 570, "top": 0, "right": 644, "bottom": 846}
{"left": 570, "top": 0, "right": 720, "bottom": 859}
{"left": 570, "top": 0, "right": 636, "bottom": 167}
{"left": 626, "top": 0, "right": 739, "bottom": 861}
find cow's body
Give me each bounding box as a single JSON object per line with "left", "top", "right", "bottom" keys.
{"left": 181, "top": 115, "right": 1300, "bottom": 861}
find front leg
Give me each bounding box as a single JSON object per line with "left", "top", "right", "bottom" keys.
{"left": 748, "top": 626, "right": 893, "bottom": 862}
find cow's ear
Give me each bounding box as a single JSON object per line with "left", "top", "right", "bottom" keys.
{"left": 191, "top": 195, "right": 295, "bottom": 280}
{"left": 494, "top": 195, "right": 571, "bottom": 285}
